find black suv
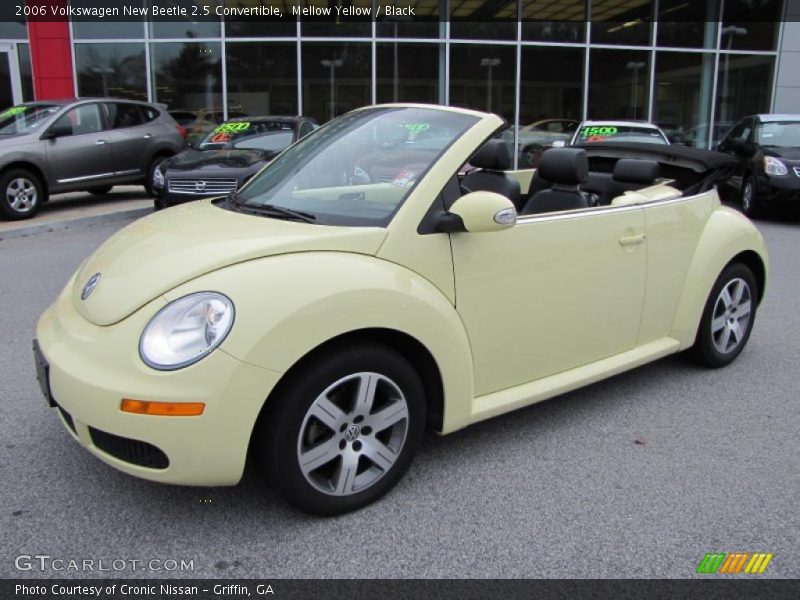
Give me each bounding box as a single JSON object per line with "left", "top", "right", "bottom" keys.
{"left": 717, "top": 114, "right": 800, "bottom": 218}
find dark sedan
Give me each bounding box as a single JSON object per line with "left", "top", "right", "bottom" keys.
{"left": 717, "top": 113, "right": 800, "bottom": 218}
{"left": 152, "top": 116, "right": 318, "bottom": 210}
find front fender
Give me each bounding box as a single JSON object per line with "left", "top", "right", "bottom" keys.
{"left": 164, "top": 252, "right": 475, "bottom": 433}
{"left": 670, "top": 206, "right": 768, "bottom": 348}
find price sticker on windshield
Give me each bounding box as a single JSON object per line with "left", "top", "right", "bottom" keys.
{"left": 0, "top": 106, "right": 26, "bottom": 118}
{"left": 213, "top": 122, "right": 251, "bottom": 134}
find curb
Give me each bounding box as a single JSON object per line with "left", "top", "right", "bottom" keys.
{"left": 0, "top": 207, "right": 151, "bottom": 242}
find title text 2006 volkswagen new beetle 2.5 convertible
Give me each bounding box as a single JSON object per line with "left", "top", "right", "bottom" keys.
{"left": 35, "top": 105, "right": 768, "bottom": 515}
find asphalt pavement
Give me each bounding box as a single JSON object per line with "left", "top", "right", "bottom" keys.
{"left": 1, "top": 214, "right": 798, "bottom": 579}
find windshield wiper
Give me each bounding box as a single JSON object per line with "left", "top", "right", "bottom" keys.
{"left": 226, "top": 192, "right": 316, "bottom": 223}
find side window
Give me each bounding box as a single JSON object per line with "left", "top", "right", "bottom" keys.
{"left": 298, "top": 121, "right": 314, "bottom": 138}
{"left": 728, "top": 119, "right": 752, "bottom": 141}
{"left": 51, "top": 104, "right": 103, "bottom": 136}
{"left": 107, "top": 103, "right": 144, "bottom": 129}
{"left": 142, "top": 106, "right": 159, "bottom": 123}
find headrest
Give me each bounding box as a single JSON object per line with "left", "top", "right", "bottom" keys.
{"left": 613, "top": 158, "right": 660, "bottom": 184}
{"left": 537, "top": 148, "right": 588, "bottom": 185}
{"left": 471, "top": 139, "right": 511, "bottom": 171}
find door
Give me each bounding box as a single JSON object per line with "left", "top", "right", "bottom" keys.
{"left": 451, "top": 206, "right": 647, "bottom": 397}
{"left": 103, "top": 102, "right": 154, "bottom": 178}
{"left": 44, "top": 103, "right": 117, "bottom": 188}
{"left": 0, "top": 44, "right": 23, "bottom": 109}
{"left": 717, "top": 118, "right": 754, "bottom": 192}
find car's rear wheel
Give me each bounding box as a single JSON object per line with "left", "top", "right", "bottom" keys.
{"left": 741, "top": 175, "right": 763, "bottom": 219}
{"left": 691, "top": 263, "right": 757, "bottom": 368}
{"left": 87, "top": 186, "right": 113, "bottom": 195}
{"left": 0, "top": 168, "right": 45, "bottom": 220}
{"left": 257, "top": 343, "right": 426, "bottom": 515}
{"left": 144, "top": 155, "right": 171, "bottom": 197}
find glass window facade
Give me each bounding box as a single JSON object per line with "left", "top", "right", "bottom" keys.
{"left": 0, "top": 1, "right": 787, "bottom": 163}
{"left": 75, "top": 43, "right": 147, "bottom": 101}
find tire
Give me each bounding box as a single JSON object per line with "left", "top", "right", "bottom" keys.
{"left": 144, "top": 155, "right": 170, "bottom": 197}
{"left": 0, "top": 168, "right": 46, "bottom": 220}
{"left": 256, "top": 343, "right": 426, "bottom": 516}
{"left": 87, "top": 186, "right": 113, "bottom": 195}
{"left": 741, "top": 175, "right": 763, "bottom": 219}
{"left": 690, "top": 263, "right": 758, "bottom": 368}
{"left": 153, "top": 195, "right": 168, "bottom": 211}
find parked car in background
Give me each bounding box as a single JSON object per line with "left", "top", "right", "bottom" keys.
{"left": 168, "top": 109, "right": 197, "bottom": 140}
{"left": 0, "top": 99, "right": 184, "bottom": 220}
{"left": 183, "top": 108, "right": 248, "bottom": 145}
{"left": 567, "top": 120, "right": 670, "bottom": 146}
{"left": 517, "top": 118, "right": 580, "bottom": 166}
{"left": 152, "top": 116, "right": 318, "bottom": 210}
{"left": 36, "top": 104, "right": 767, "bottom": 516}
{"left": 716, "top": 114, "right": 800, "bottom": 218}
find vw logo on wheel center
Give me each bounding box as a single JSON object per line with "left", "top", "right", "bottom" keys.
{"left": 81, "top": 273, "right": 101, "bottom": 300}
{"left": 344, "top": 424, "right": 360, "bottom": 442}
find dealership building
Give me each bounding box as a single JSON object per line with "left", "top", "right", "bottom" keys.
{"left": 1, "top": 0, "right": 799, "bottom": 161}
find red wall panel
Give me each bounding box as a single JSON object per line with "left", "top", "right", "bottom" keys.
{"left": 26, "top": 0, "right": 74, "bottom": 100}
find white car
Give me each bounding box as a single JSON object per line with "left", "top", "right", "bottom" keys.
{"left": 568, "top": 120, "right": 670, "bottom": 146}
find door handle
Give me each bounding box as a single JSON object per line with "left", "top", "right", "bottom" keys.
{"left": 95, "top": 140, "right": 107, "bottom": 145}
{"left": 143, "top": 134, "right": 152, "bottom": 139}
{"left": 618, "top": 233, "right": 646, "bottom": 246}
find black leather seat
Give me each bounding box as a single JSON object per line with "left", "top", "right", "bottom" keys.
{"left": 521, "top": 148, "right": 590, "bottom": 214}
{"left": 461, "top": 140, "right": 521, "bottom": 210}
{"left": 579, "top": 158, "right": 661, "bottom": 206}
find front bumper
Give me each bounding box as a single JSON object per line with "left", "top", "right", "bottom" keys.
{"left": 35, "top": 284, "right": 281, "bottom": 486}
{"left": 757, "top": 173, "right": 800, "bottom": 204}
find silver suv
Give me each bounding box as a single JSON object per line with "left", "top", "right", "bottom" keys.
{"left": 0, "top": 98, "right": 185, "bottom": 220}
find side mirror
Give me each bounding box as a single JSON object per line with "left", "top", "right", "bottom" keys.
{"left": 731, "top": 138, "right": 750, "bottom": 153}
{"left": 439, "top": 191, "right": 516, "bottom": 233}
{"left": 42, "top": 123, "right": 72, "bottom": 140}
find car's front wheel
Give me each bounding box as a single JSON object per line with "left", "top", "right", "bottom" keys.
{"left": 257, "top": 343, "right": 426, "bottom": 515}
{"left": 144, "top": 155, "right": 170, "bottom": 197}
{"left": 691, "top": 263, "right": 758, "bottom": 368}
{"left": 741, "top": 175, "right": 763, "bottom": 219}
{"left": 0, "top": 168, "right": 45, "bottom": 220}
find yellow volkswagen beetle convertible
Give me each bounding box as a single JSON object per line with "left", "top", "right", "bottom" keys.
{"left": 35, "top": 105, "right": 768, "bottom": 515}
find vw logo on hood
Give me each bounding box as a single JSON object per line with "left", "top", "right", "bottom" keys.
{"left": 81, "top": 272, "right": 101, "bottom": 300}
{"left": 195, "top": 180, "right": 207, "bottom": 192}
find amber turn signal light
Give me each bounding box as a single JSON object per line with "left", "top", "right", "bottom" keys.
{"left": 121, "top": 399, "right": 205, "bottom": 416}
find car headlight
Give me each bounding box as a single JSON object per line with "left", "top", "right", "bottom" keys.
{"left": 153, "top": 166, "right": 165, "bottom": 188}
{"left": 764, "top": 156, "right": 788, "bottom": 176}
{"left": 140, "top": 292, "right": 234, "bottom": 370}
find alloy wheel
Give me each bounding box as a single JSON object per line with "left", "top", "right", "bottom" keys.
{"left": 296, "top": 372, "right": 409, "bottom": 496}
{"left": 711, "top": 277, "right": 752, "bottom": 354}
{"left": 7, "top": 177, "right": 37, "bottom": 213}
{"left": 742, "top": 182, "right": 753, "bottom": 213}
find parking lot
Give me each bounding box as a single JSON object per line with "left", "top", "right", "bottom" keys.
{"left": 1, "top": 213, "right": 798, "bottom": 579}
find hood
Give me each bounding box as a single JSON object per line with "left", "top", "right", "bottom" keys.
{"left": 763, "top": 146, "right": 800, "bottom": 161}
{"left": 165, "top": 148, "right": 274, "bottom": 171}
{"left": 73, "top": 200, "right": 387, "bottom": 326}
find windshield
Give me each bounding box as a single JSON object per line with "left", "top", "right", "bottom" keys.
{"left": 233, "top": 130, "right": 295, "bottom": 152}
{"left": 757, "top": 122, "right": 800, "bottom": 147}
{"left": 575, "top": 124, "right": 667, "bottom": 145}
{"left": 0, "top": 104, "right": 60, "bottom": 135}
{"left": 198, "top": 120, "right": 296, "bottom": 150}
{"left": 235, "top": 107, "right": 479, "bottom": 227}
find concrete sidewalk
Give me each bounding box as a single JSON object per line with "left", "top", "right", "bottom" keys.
{"left": 0, "top": 186, "right": 152, "bottom": 241}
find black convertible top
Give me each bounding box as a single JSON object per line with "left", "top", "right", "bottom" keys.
{"left": 573, "top": 142, "right": 741, "bottom": 172}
